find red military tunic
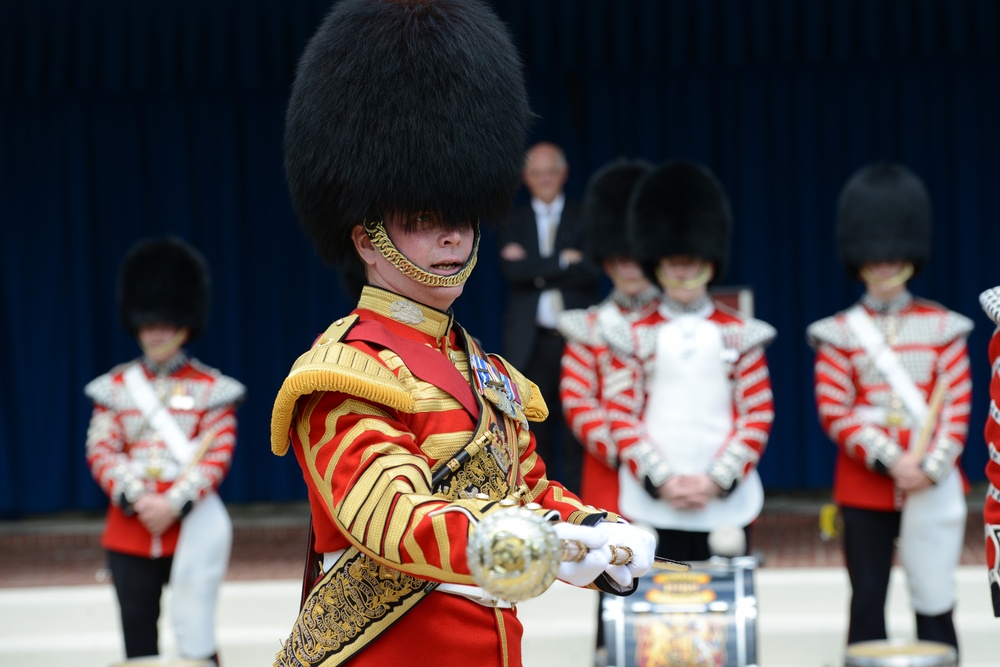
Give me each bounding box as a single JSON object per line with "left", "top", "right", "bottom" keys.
{"left": 558, "top": 287, "right": 662, "bottom": 514}
{"left": 611, "top": 297, "right": 775, "bottom": 524}
{"left": 85, "top": 355, "right": 244, "bottom": 558}
{"left": 980, "top": 286, "right": 1000, "bottom": 615}
{"left": 807, "top": 294, "right": 973, "bottom": 511}
{"left": 270, "top": 286, "right": 617, "bottom": 667}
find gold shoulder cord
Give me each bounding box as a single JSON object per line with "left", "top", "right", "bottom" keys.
{"left": 364, "top": 219, "right": 479, "bottom": 288}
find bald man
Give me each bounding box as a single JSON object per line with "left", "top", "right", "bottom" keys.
{"left": 499, "top": 142, "right": 602, "bottom": 493}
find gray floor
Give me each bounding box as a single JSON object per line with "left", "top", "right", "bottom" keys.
{"left": 0, "top": 565, "right": 994, "bottom": 667}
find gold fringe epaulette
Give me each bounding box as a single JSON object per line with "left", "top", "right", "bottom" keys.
{"left": 270, "top": 315, "right": 415, "bottom": 455}
{"left": 492, "top": 354, "right": 548, "bottom": 423}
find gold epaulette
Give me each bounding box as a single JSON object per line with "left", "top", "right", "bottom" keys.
{"left": 270, "top": 315, "right": 415, "bottom": 455}
{"left": 492, "top": 355, "right": 549, "bottom": 423}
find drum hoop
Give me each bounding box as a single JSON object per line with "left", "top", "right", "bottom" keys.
{"left": 846, "top": 640, "right": 955, "bottom": 657}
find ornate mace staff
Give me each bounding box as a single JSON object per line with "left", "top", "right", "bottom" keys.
{"left": 466, "top": 507, "right": 689, "bottom": 603}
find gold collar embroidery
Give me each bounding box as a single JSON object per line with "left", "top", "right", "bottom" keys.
{"left": 358, "top": 286, "right": 453, "bottom": 339}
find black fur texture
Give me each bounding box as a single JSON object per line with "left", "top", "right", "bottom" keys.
{"left": 836, "top": 162, "right": 932, "bottom": 279}
{"left": 118, "top": 237, "right": 210, "bottom": 340}
{"left": 284, "top": 0, "right": 531, "bottom": 270}
{"left": 583, "top": 159, "right": 653, "bottom": 264}
{"left": 627, "top": 160, "right": 733, "bottom": 284}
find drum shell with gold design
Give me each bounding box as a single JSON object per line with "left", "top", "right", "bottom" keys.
{"left": 602, "top": 556, "right": 758, "bottom": 667}
{"left": 843, "top": 640, "right": 957, "bottom": 667}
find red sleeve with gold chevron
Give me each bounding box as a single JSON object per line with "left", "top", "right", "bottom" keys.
{"left": 292, "top": 382, "right": 606, "bottom": 586}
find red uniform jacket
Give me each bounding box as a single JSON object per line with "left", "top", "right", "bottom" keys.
{"left": 270, "top": 286, "right": 618, "bottom": 667}
{"left": 979, "top": 286, "right": 1000, "bottom": 615}
{"left": 85, "top": 355, "right": 244, "bottom": 558}
{"left": 558, "top": 289, "right": 662, "bottom": 513}
{"left": 808, "top": 294, "right": 973, "bottom": 511}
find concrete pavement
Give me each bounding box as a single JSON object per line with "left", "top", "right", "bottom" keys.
{"left": 1, "top": 566, "right": 996, "bottom": 667}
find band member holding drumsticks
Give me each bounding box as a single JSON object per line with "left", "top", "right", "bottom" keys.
{"left": 807, "top": 163, "right": 972, "bottom": 651}
{"left": 558, "top": 158, "right": 659, "bottom": 516}
{"left": 979, "top": 286, "right": 1000, "bottom": 617}
{"left": 269, "top": 2, "right": 656, "bottom": 665}
{"left": 85, "top": 237, "right": 245, "bottom": 665}
{"left": 615, "top": 160, "right": 777, "bottom": 562}
{"left": 557, "top": 159, "right": 658, "bottom": 664}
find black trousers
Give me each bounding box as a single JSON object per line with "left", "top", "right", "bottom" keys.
{"left": 525, "top": 327, "right": 582, "bottom": 494}
{"left": 107, "top": 549, "right": 173, "bottom": 659}
{"left": 840, "top": 506, "right": 958, "bottom": 650}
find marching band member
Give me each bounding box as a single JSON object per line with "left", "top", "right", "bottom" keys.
{"left": 807, "top": 163, "right": 972, "bottom": 651}
{"left": 557, "top": 159, "right": 657, "bottom": 665}
{"left": 270, "top": 2, "right": 655, "bottom": 666}
{"left": 618, "top": 160, "right": 777, "bottom": 562}
{"left": 85, "top": 237, "right": 245, "bottom": 665}
{"left": 558, "top": 159, "right": 659, "bottom": 515}
{"left": 979, "top": 286, "right": 1000, "bottom": 617}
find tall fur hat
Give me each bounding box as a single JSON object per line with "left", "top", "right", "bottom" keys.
{"left": 627, "top": 160, "right": 732, "bottom": 284}
{"left": 836, "top": 162, "right": 932, "bottom": 279}
{"left": 284, "top": 0, "right": 531, "bottom": 271}
{"left": 117, "top": 237, "right": 210, "bottom": 340}
{"left": 583, "top": 159, "right": 653, "bottom": 264}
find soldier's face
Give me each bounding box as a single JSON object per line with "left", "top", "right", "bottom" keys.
{"left": 355, "top": 214, "right": 475, "bottom": 311}
{"left": 860, "top": 261, "right": 911, "bottom": 299}
{"left": 604, "top": 257, "right": 652, "bottom": 297}
{"left": 138, "top": 324, "right": 189, "bottom": 364}
{"left": 657, "top": 256, "right": 712, "bottom": 304}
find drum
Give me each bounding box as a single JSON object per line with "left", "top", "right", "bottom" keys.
{"left": 109, "top": 658, "right": 213, "bottom": 667}
{"left": 844, "top": 640, "right": 957, "bottom": 667}
{"left": 602, "top": 556, "right": 758, "bottom": 667}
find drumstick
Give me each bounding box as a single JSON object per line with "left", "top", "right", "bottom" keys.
{"left": 911, "top": 375, "right": 948, "bottom": 459}
{"left": 651, "top": 557, "right": 691, "bottom": 572}
{"left": 177, "top": 427, "right": 219, "bottom": 478}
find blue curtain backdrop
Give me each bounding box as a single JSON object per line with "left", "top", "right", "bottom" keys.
{"left": 1, "top": 0, "right": 998, "bottom": 517}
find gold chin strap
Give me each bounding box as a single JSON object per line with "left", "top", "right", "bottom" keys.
{"left": 860, "top": 262, "right": 914, "bottom": 290}
{"left": 657, "top": 264, "right": 713, "bottom": 290}
{"left": 364, "top": 219, "right": 479, "bottom": 288}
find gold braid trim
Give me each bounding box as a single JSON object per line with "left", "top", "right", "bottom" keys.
{"left": 364, "top": 219, "right": 479, "bottom": 288}
{"left": 274, "top": 548, "right": 434, "bottom": 667}
{"left": 271, "top": 316, "right": 414, "bottom": 455}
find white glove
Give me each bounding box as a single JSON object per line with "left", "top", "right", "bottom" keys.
{"left": 595, "top": 521, "right": 656, "bottom": 588}
{"left": 552, "top": 522, "right": 610, "bottom": 587}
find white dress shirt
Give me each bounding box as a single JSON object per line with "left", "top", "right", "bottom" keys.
{"left": 532, "top": 194, "right": 565, "bottom": 329}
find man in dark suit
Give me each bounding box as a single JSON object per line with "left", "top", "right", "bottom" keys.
{"left": 499, "top": 141, "right": 602, "bottom": 493}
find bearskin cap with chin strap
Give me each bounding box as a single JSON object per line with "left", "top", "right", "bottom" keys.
{"left": 118, "top": 237, "right": 210, "bottom": 340}
{"left": 836, "top": 162, "right": 932, "bottom": 279}
{"left": 627, "top": 160, "right": 733, "bottom": 285}
{"left": 284, "top": 0, "right": 531, "bottom": 283}
{"left": 583, "top": 159, "right": 654, "bottom": 264}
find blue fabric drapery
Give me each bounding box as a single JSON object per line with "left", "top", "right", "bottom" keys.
{"left": 2, "top": 0, "right": 998, "bottom": 516}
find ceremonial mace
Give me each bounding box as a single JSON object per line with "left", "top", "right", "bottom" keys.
{"left": 466, "top": 506, "right": 689, "bottom": 603}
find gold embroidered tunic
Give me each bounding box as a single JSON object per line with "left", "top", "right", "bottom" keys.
{"left": 271, "top": 287, "right": 611, "bottom": 667}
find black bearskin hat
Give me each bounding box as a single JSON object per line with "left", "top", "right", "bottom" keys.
{"left": 284, "top": 0, "right": 531, "bottom": 272}
{"left": 118, "top": 237, "right": 210, "bottom": 340}
{"left": 583, "top": 159, "right": 653, "bottom": 264}
{"left": 836, "top": 162, "right": 932, "bottom": 279}
{"left": 627, "top": 160, "right": 732, "bottom": 284}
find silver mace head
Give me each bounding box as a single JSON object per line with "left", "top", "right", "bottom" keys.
{"left": 466, "top": 506, "right": 562, "bottom": 603}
